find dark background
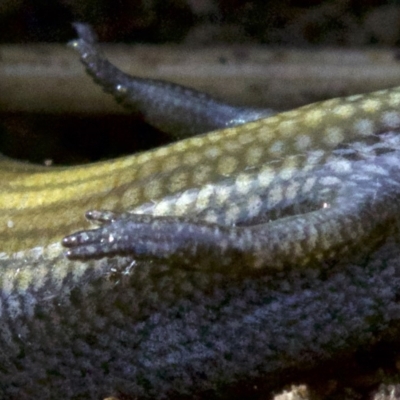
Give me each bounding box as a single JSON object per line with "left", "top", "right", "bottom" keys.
{"left": 2, "top": 0, "right": 400, "bottom": 164}
{"left": 2, "top": 0, "right": 400, "bottom": 46}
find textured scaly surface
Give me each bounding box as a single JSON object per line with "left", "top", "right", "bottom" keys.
{"left": 2, "top": 28, "right": 400, "bottom": 398}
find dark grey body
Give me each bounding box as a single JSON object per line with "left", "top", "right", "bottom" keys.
{"left": 2, "top": 241, "right": 400, "bottom": 399}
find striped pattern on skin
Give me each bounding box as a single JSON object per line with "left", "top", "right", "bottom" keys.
{"left": 63, "top": 151, "right": 400, "bottom": 271}
{"left": 0, "top": 88, "right": 400, "bottom": 254}
{"left": 3, "top": 86, "right": 400, "bottom": 260}
{"left": 2, "top": 30, "right": 400, "bottom": 398}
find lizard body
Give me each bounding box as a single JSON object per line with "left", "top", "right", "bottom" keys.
{"left": 1, "top": 24, "right": 400, "bottom": 398}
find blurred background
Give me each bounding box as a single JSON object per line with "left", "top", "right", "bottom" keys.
{"left": 2, "top": 0, "right": 400, "bottom": 46}
{"left": 1, "top": 0, "right": 400, "bottom": 163}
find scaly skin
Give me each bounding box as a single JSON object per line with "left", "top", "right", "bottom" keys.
{"left": 2, "top": 25, "right": 400, "bottom": 398}
{"left": 69, "top": 22, "right": 273, "bottom": 138}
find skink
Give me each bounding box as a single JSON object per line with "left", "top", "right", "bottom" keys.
{"left": 1, "top": 23, "right": 400, "bottom": 399}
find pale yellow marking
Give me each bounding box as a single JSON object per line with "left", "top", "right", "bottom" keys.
{"left": 281, "top": 157, "right": 298, "bottom": 178}
{"left": 304, "top": 109, "right": 326, "bottom": 127}
{"left": 245, "top": 146, "right": 264, "bottom": 166}
{"left": 236, "top": 173, "right": 254, "bottom": 195}
{"left": 320, "top": 97, "right": 341, "bottom": 108}
{"left": 257, "top": 166, "right": 275, "bottom": 188}
{"left": 175, "top": 191, "right": 196, "bottom": 214}
{"left": 0, "top": 177, "right": 118, "bottom": 210}
{"left": 192, "top": 165, "right": 213, "bottom": 186}
{"left": 282, "top": 109, "right": 301, "bottom": 119}
{"left": 14, "top": 267, "right": 32, "bottom": 293}
{"left": 153, "top": 146, "right": 170, "bottom": 157}
{"left": 42, "top": 242, "right": 62, "bottom": 260}
{"left": 332, "top": 104, "right": 355, "bottom": 118}
{"left": 361, "top": 98, "right": 381, "bottom": 113}
{"left": 295, "top": 134, "right": 312, "bottom": 151}
{"left": 169, "top": 171, "right": 189, "bottom": 192}
{"left": 183, "top": 151, "right": 202, "bottom": 165}
{"left": 153, "top": 198, "right": 174, "bottom": 216}
{"left": 256, "top": 130, "right": 274, "bottom": 145}
{"left": 207, "top": 133, "right": 223, "bottom": 143}
{"left": 215, "top": 185, "right": 233, "bottom": 204}
{"left": 323, "top": 127, "right": 344, "bottom": 146}
{"left": 238, "top": 131, "right": 256, "bottom": 145}
{"left": 278, "top": 118, "right": 297, "bottom": 137}
{"left": 188, "top": 136, "right": 207, "bottom": 147}
{"left": 121, "top": 186, "right": 141, "bottom": 209}
{"left": 144, "top": 180, "right": 162, "bottom": 200}
{"left": 225, "top": 126, "right": 241, "bottom": 138}
{"left": 174, "top": 141, "right": 189, "bottom": 152}
{"left": 196, "top": 185, "right": 215, "bottom": 210}
{"left": 223, "top": 139, "right": 241, "bottom": 152}
{"left": 101, "top": 195, "right": 120, "bottom": 210}
{"left": 163, "top": 155, "right": 181, "bottom": 172}
{"left": 136, "top": 152, "right": 153, "bottom": 163}
{"left": 268, "top": 140, "right": 284, "bottom": 156}
{"left": 346, "top": 94, "right": 363, "bottom": 102}
{"left": 205, "top": 146, "right": 221, "bottom": 159}
{"left": 217, "top": 156, "right": 238, "bottom": 176}
{"left": 137, "top": 158, "right": 161, "bottom": 178}
{"left": 388, "top": 91, "right": 400, "bottom": 107}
